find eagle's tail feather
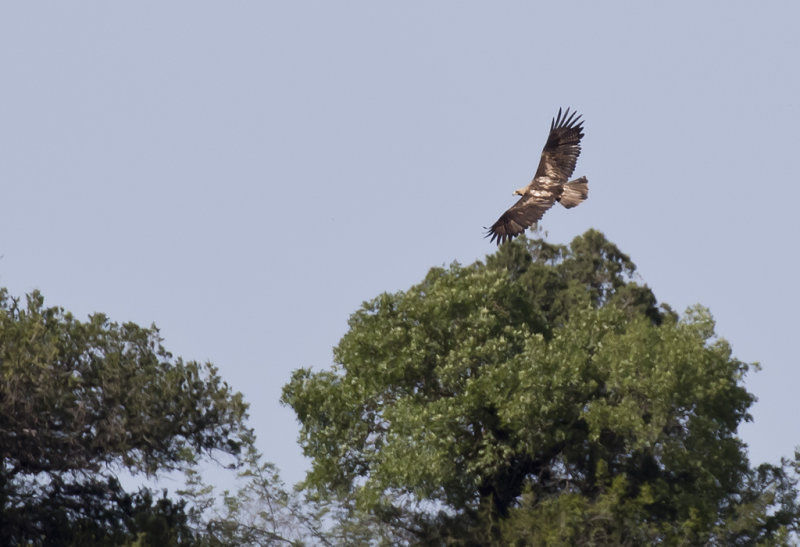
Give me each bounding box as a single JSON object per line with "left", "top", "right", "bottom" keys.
{"left": 559, "top": 177, "right": 588, "bottom": 209}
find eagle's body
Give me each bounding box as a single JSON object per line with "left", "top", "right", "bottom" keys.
{"left": 486, "top": 108, "right": 588, "bottom": 245}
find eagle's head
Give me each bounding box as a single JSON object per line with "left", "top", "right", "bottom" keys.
{"left": 513, "top": 186, "right": 528, "bottom": 196}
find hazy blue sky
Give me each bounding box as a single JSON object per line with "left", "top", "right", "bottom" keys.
{"left": 2, "top": 2, "right": 798, "bottom": 488}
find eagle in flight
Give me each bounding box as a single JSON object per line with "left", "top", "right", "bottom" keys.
{"left": 486, "top": 108, "right": 588, "bottom": 245}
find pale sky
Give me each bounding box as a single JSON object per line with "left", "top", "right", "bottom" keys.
{"left": 2, "top": 2, "right": 798, "bottom": 488}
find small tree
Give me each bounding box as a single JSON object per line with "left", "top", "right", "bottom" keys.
{"left": 177, "top": 442, "right": 329, "bottom": 546}
{"left": 282, "top": 230, "right": 800, "bottom": 545}
{"left": 0, "top": 289, "right": 251, "bottom": 545}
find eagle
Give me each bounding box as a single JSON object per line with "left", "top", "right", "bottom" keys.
{"left": 486, "top": 107, "right": 588, "bottom": 245}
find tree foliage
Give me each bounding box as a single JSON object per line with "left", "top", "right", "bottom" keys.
{"left": 0, "top": 289, "right": 251, "bottom": 545}
{"left": 282, "top": 230, "right": 800, "bottom": 545}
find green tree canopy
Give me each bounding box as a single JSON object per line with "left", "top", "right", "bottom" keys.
{"left": 0, "top": 289, "right": 251, "bottom": 545}
{"left": 283, "top": 230, "right": 800, "bottom": 545}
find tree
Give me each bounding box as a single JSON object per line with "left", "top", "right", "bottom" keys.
{"left": 0, "top": 289, "right": 251, "bottom": 545}
{"left": 282, "top": 230, "right": 800, "bottom": 545}
{"left": 177, "top": 441, "right": 330, "bottom": 546}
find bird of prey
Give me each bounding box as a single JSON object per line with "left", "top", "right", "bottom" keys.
{"left": 486, "top": 108, "right": 588, "bottom": 245}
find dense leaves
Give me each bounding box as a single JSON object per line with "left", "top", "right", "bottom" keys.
{"left": 0, "top": 289, "right": 251, "bottom": 544}
{"left": 283, "top": 230, "right": 800, "bottom": 544}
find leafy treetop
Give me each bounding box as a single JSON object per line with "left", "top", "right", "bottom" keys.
{"left": 0, "top": 289, "right": 252, "bottom": 545}
{"left": 283, "top": 230, "right": 799, "bottom": 545}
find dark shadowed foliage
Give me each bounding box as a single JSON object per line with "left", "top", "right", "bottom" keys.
{"left": 0, "top": 289, "right": 251, "bottom": 545}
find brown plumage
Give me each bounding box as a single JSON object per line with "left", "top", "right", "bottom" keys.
{"left": 486, "top": 108, "right": 588, "bottom": 245}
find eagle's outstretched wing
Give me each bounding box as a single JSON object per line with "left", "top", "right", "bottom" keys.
{"left": 486, "top": 190, "right": 558, "bottom": 245}
{"left": 532, "top": 107, "right": 584, "bottom": 183}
